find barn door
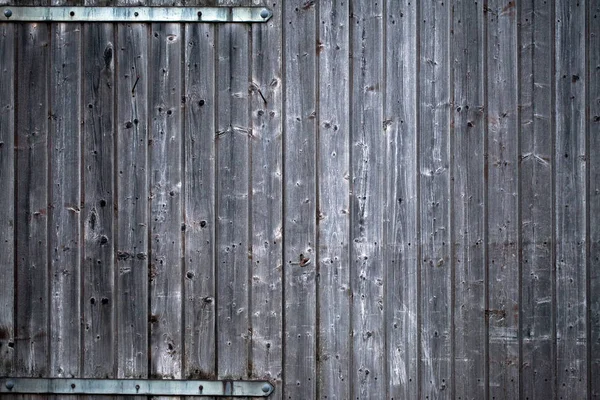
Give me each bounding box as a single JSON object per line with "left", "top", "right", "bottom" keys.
{"left": 0, "top": 1, "right": 282, "bottom": 398}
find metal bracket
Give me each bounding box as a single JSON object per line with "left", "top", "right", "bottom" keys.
{"left": 1, "top": 378, "right": 274, "bottom": 397}
{"left": 1, "top": 6, "right": 272, "bottom": 22}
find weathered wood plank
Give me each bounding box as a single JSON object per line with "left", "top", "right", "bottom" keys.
{"left": 519, "top": 0, "right": 555, "bottom": 398}
{"left": 451, "top": 0, "right": 486, "bottom": 398}
{"left": 0, "top": 21, "right": 15, "bottom": 377}
{"left": 81, "top": 21, "right": 115, "bottom": 380}
{"left": 590, "top": 1, "right": 600, "bottom": 396}
{"left": 282, "top": 0, "right": 316, "bottom": 398}
{"left": 350, "top": 1, "right": 385, "bottom": 399}
{"left": 215, "top": 0, "right": 250, "bottom": 384}
{"left": 183, "top": 21, "right": 216, "bottom": 385}
{"left": 418, "top": 0, "right": 452, "bottom": 398}
{"left": 148, "top": 21, "right": 183, "bottom": 381}
{"left": 317, "top": 0, "right": 349, "bottom": 399}
{"left": 249, "top": 0, "right": 283, "bottom": 398}
{"left": 384, "top": 2, "right": 419, "bottom": 398}
{"left": 555, "top": 1, "right": 588, "bottom": 398}
{"left": 115, "top": 20, "right": 149, "bottom": 386}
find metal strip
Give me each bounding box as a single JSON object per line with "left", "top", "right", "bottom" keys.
{"left": 1, "top": 7, "right": 272, "bottom": 22}
{"left": 1, "top": 378, "right": 274, "bottom": 397}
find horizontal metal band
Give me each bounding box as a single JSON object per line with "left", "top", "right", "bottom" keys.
{"left": 1, "top": 6, "right": 272, "bottom": 22}
{"left": 1, "top": 378, "right": 274, "bottom": 397}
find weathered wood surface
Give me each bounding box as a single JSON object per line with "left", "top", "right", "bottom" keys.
{"left": 0, "top": 1, "right": 598, "bottom": 399}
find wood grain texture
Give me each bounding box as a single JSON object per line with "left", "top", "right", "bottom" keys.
{"left": 519, "top": 0, "right": 555, "bottom": 398}
{"left": 486, "top": 0, "right": 520, "bottom": 398}
{"left": 282, "top": 1, "right": 317, "bottom": 399}
{"left": 0, "top": 22, "right": 15, "bottom": 377}
{"left": 350, "top": 1, "right": 385, "bottom": 399}
{"left": 317, "top": 0, "right": 350, "bottom": 399}
{"left": 215, "top": 0, "right": 250, "bottom": 383}
{"left": 385, "top": 2, "right": 419, "bottom": 399}
{"left": 590, "top": 1, "right": 600, "bottom": 396}
{"left": 250, "top": 0, "right": 283, "bottom": 398}
{"left": 183, "top": 21, "right": 216, "bottom": 383}
{"left": 418, "top": 0, "right": 452, "bottom": 398}
{"left": 452, "top": 1, "right": 486, "bottom": 398}
{"left": 555, "top": 1, "right": 588, "bottom": 398}
{"left": 115, "top": 20, "right": 149, "bottom": 384}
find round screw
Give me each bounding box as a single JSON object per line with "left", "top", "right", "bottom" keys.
{"left": 262, "top": 383, "right": 272, "bottom": 393}
{"left": 5, "top": 380, "right": 14, "bottom": 390}
{"left": 4, "top": 9, "right": 12, "bottom": 18}
{"left": 260, "top": 9, "right": 269, "bottom": 19}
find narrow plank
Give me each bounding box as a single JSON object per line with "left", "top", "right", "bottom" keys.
{"left": 115, "top": 20, "right": 149, "bottom": 386}
{"left": 249, "top": 0, "right": 283, "bottom": 398}
{"left": 81, "top": 20, "right": 115, "bottom": 380}
{"left": 385, "top": 2, "right": 419, "bottom": 399}
{"left": 555, "top": 1, "right": 588, "bottom": 398}
{"left": 215, "top": 0, "right": 250, "bottom": 384}
{"left": 0, "top": 21, "right": 15, "bottom": 376}
{"left": 519, "top": 0, "right": 555, "bottom": 398}
{"left": 148, "top": 20, "right": 183, "bottom": 380}
{"left": 48, "top": 18, "right": 82, "bottom": 379}
{"left": 590, "top": 1, "right": 600, "bottom": 396}
{"left": 14, "top": 19, "right": 50, "bottom": 400}
{"left": 317, "top": 0, "right": 349, "bottom": 399}
{"left": 282, "top": 0, "right": 317, "bottom": 398}
{"left": 418, "top": 0, "right": 452, "bottom": 397}
{"left": 183, "top": 20, "right": 217, "bottom": 383}
{"left": 452, "top": 0, "right": 486, "bottom": 398}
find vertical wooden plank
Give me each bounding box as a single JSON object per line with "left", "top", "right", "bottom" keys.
{"left": 519, "top": 0, "right": 555, "bottom": 398}
{"left": 183, "top": 20, "right": 216, "bottom": 384}
{"left": 385, "top": 2, "right": 419, "bottom": 399}
{"left": 418, "top": 0, "right": 452, "bottom": 398}
{"left": 250, "top": 0, "right": 283, "bottom": 398}
{"left": 215, "top": 0, "right": 250, "bottom": 385}
{"left": 350, "top": 1, "right": 385, "bottom": 399}
{"left": 452, "top": 0, "right": 486, "bottom": 398}
{"left": 48, "top": 18, "right": 82, "bottom": 379}
{"left": 555, "top": 1, "right": 588, "bottom": 398}
{"left": 590, "top": 1, "right": 600, "bottom": 396}
{"left": 282, "top": 0, "right": 316, "bottom": 398}
{"left": 81, "top": 19, "right": 115, "bottom": 381}
{"left": 115, "top": 18, "right": 149, "bottom": 388}
{"left": 317, "top": 0, "right": 349, "bottom": 399}
{"left": 14, "top": 18, "right": 49, "bottom": 388}
{"left": 148, "top": 19, "right": 183, "bottom": 383}
{"left": 0, "top": 21, "right": 15, "bottom": 376}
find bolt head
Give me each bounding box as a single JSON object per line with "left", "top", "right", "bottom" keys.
{"left": 260, "top": 9, "right": 269, "bottom": 19}
{"left": 4, "top": 9, "right": 12, "bottom": 18}
{"left": 5, "top": 380, "right": 14, "bottom": 390}
{"left": 261, "top": 383, "right": 272, "bottom": 393}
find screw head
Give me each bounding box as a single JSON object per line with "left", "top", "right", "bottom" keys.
{"left": 4, "top": 9, "right": 12, "bottom": 18}
{"left": 261, "top": 383, "right": 272, "bottom": 393}
{"left": 260, "top": 9, "right": 269, "bottom": 19}
{"left": 5, "top": 380, "right": 14, "bottom": 390}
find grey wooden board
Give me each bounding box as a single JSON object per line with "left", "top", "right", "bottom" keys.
{"left": 555, "top": 1, "right": 588, "bottom": 398}
{"left": 519, "top": 0, "right": 555, "bottom": 398}
{"left": 215, "top": 0, "right": 250, "bottom": 385}
{"left": 350, "top": 1, "right": 385, "bottom": 399}
{"left": 0, "top": 22, "right": 14, "bottom": 377}
{"left": 317, "top": 0, "right": 350, "bottom": 399}
{"left": 451, "top": 0, "right": 486, "bottom": 398}
{"left": 282, "top": 0, "right": 316, "bottom": 399}
{"left": 419, "top": 0, "right": 452, "bottom": 398}
{"left": 486, "top": 1, "right": 520, "bottom": 398}
{"left": 591, "top": 1, "right": 600, "bottom": 397}
{"left": 385, "top": 1, "right": 419, "bottom": 399}
{"left": 249, "top": 0, "right": 283, "bottom": 399}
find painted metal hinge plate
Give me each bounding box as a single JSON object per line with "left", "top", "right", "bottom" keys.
{"left": 1, "top": 6, "right": 272, "bottom": 22}
{"left": 1, "top": 378, "right": 274, "bottom": 397}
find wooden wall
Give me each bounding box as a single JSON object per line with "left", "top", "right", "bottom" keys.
{"left": 0, "top": 0, "right": 599, "bottom": 399}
